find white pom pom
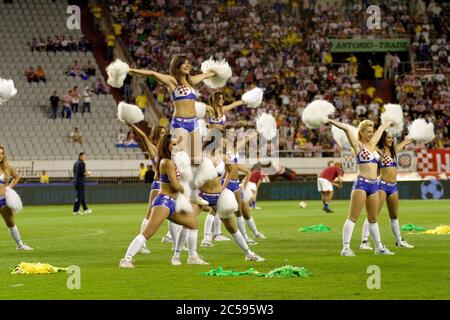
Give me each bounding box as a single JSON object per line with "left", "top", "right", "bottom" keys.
{"left": 256, "top": 113, "right": 277, "bottom": 140}
{"left": 175, "top": 192, "right": 193, "bottom": 214}
{"left": 331, "top": 124, "right": 357, "bottom": 148}
{"left": 302, "top": 99, "right": 335, "bottom": 129}
{"left": 242, "top": 87, "right": 264, "bottom": 108}
{"left": 173, "top": 151, "right": 193, "bottom": 182}
{"left": 381, "top": 103, "right": 404, "bottom": 134}
{"left": 240, "top": 183, "right": 253, "bottom": 204}
{"left": 5, "top": 187, "right": 22, "bottom": 213}
{"left": 200, "top": 57, "right": 232, "bottom": 89}
{"left": 0, "top": 78, "right": 17, "bottom": 105}
{"left": 408, "top": 119, "right": 435, "bottom": 143}
{"left": 106, "top": 59, "right": 130, "bottom": 88}
{"left": 217, "top": 188, "right": 238, "bottom": 218}
{"left": 195, "top": 101, "right": 206, "bottom": 119}
{"left": 197, "top": 119, "right": 208, "bottom": 137}
{"left": 117, "top": 102, "right": 144, "bottom": 124}
{"left": 194, "top": 158, "right": 217, "bottom": 187}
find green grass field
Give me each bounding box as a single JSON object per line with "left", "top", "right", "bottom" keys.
{"left": 0, "top": 200, "right": 449, "bottom": 300}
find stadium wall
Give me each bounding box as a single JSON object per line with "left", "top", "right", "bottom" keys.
{"left": 14, "top": 180, "right": 449, "bottom": 206}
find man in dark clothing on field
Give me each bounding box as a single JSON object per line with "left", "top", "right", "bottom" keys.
{"left": 73, "top": 152, "right": 92, "bottom": 215}
{"left": 144, "top": 164, "right": 155, "bottom": 184}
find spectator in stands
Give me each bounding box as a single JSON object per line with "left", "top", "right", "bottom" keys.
{"left": 45, "top": 36, "right": 55, "bottom": 52}
{"left": 37, "top": 37, "right": 46, "bottom": 51}
{"left": 61, "top": 36, "right": 69, "bottom": 51}
{"left": 139, "top": 163, "right": 146, "bottom": 182}
{"left": 78, "top": 36, "right": 91, "bottom": 52}
{"left": 71, "top": 86, "right": 80, "bottom": 113}
{"left": 67, "top": 60, "right": 81, "bottom": 78}
{"left": 91, "top": 4, "right": 102, "bottom": 32}
{"left": 106, "top": 30, "right": 116, "bottom": 60}
{"left": 117, "top": 129, "right": 127, "bottom": 145}
{"left": 144, "top": 165, "right": 155, "bottom": 184}
{"left": 384, "top": 52, "right": 393, "bottom": 79}
{"left": 372, "top": 63, "right": 384, "bottom": 91}
{"left": 347, "top": 54, "right": 358, "bottom": 79}
{"left": 40, "top": 170, "right": 49, "bottom": 184}
{"left": 124, "top": 131, "right": 137, "bottom": 147}
{"left": 135, "top": 91, "right": 147, "bottom": 114}
{"left": 82, "top": 87, "right": 92, "bottom": 114}
{"left": 70, "top": 127, "right": 83, "bottom": 145}
{"left": 29, "top": 38, "right": 38, "bottom": 52}
{"left": 123, "top": 74, "right": 132, "bottom": 103}
{"left": 392, "top": 53, "right": 401, "bottom": 77}
{"left": 85, "top": 60, "right": 96, "bottom": 77}
{"left": 25, "top": 67, "right": 37, "bottom": 84}
{"left": 62, "top": 90, "right": 73, "bottom": 119}
{"left": 49, "top": 91, "right": 60, "bottom": 120}
{"left": 68, "top": 36, "right": 78, "bottom": 51}
{"left": 34, "top": 66, "right": 47, "bottom": 83}
{"left": 53, "top": 35, "right": 62, "bottom": 51}
{"left": 94, "top": 78, "right": 110, "bottom": 95}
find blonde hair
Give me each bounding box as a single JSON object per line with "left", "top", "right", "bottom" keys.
{"left": 357, "top": 120, "right": 374, "bottom": 142}
{"left": 0, "top": 146, "right": 11, "bottom": 181}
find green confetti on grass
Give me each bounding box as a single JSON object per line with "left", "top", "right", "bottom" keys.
{"left": 298, "top": 224, "right": 331, "bottom": 232}
{"left": 256, "top": 265, "right": 312, "bottom": 278}
{"left": 401, "top": 223, "right": 427, "bottom": 232}
{"left": 199, "top": 266, "right": 258, "bottom": 276}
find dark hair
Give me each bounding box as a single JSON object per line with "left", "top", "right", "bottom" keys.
{"left": 208, "top": 91, "right": 224, "bottom": 118}
{"left": 149, "top": 125, "right": 166, "bottom": 145}
{"left": 79, "top": 152, "right": 85, "bottom": 159}
{"left": 377, "top": 131, "right": 396, "bottom": 160}
{"left": 169, "top": 54, "right": 194, "bottom": 87}
{"left": 155, "top": 133, "right": 173, "bottom": 177}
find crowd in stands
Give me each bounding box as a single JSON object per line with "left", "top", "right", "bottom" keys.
{"left": 49, "top": 86, "right": 95, "bottom": 120}
{"left": 28, "top": 35, "right": 92, "bottom": 53}
{"left": 117, "top": 129, "right": 139, "bottom": 147}
{"left": 104, "top": 0, "right": 449, "bottom": 154}
{"left": 66, "top": 60, "right": 97, "bottom": 80}
{"left": 25, "top": 66, "right": 47, "bottom": 83}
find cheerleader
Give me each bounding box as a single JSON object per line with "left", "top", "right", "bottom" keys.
{"left": 199, "top": 92, "right": 246, "bottom": 241}
{"left": 190, "top": 138, "right": 265, "bottom": 262}
{"left": 360, "top": 131, "right": 414, "bottom": 250}
{"left": 205, "top": 91, "right": 245, "bottom": 130}
{"left": 0, "top": 146, "right": 33, "bottom": 251}
{"left": 223, "top": 132, "right": 265, "bottom": 245}
{"left": 119, "top": 134, "right": 207, "bottom": 268}
{"left": 127, "top": 123, "right": 172, "bottom": 253}
{"left": 327, "top": 119, "right": 395, "bottom": 256}
{"left": 128, "top": 55, "right": 214, "bottom": 166}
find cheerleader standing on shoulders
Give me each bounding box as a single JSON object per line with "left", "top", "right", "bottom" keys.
{"left": 205, "top": 91, "right": 245, "bottom": 130}
{"left": 326, "top": 119, "right": 395, "bottom": 256}
{"left": 119, "top": 134, "right": 207, "bottom": 268}
{"left": 0, "top": 146, "right": 33, "bottom": 251}
{"left": 128, "top": 55, "right": 213, "bottom": 166}
{"left": 360, "top": 131, "right": 414, "bottom": 250}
